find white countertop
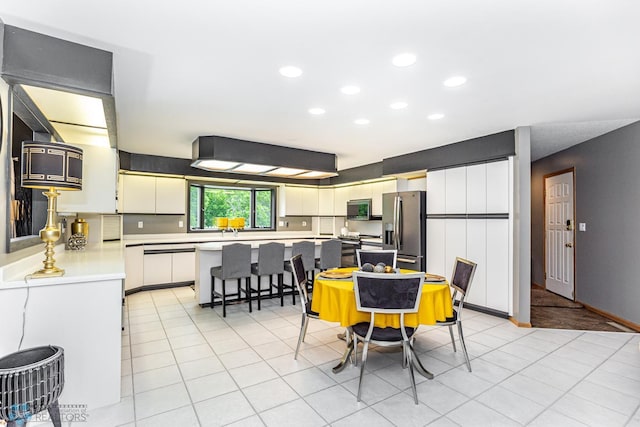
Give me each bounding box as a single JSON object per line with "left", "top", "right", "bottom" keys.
{"left": 196, "top": 238, "right": 324, "bottom": 251}
{"left": 0, "top": 241, "right": 125, "bottom": 289}
{"left": 124, "top": 231, "right": 331, "bottom": 246}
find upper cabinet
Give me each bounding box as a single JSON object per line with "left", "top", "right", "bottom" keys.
{"left": 279, "top": 185, "right": 318, "bottom": 216}
{"left": 333, "top": 186, "right": 349, "bottom": 216}
{"left": 58, "top": 145, "right": 117, "bottom": 213}
{"left": 427, "top": 160, "right": 509, "bottom": 215}
{"left": 120, "top": 175, "right": 186, "bottom": 214}
{"left": 318, "top": 188, "right": 335, "bottom": 216}
{"left": 155, "top": 177, "right": 187, "bottom": 214}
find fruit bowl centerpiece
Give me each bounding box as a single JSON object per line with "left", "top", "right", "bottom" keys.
{"left": 360, "top": 262, "right": 395, "bottom": 273}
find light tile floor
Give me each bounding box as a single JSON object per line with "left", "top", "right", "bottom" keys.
{"left": 33, "top": 287, "right": 640, "bottom": 426}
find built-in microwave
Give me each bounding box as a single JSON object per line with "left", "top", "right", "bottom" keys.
{"left": 346, "top": 199, "right": 371, "bottom": 220}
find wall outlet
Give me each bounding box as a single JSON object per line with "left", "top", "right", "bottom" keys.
{"left": 579, "top": 222, "right": 586, "bottom": 232}
{"left": 137, "top": 221, "right": 143, "bottom": 229}
{"left": 178, "top": 220, "right": 184, "bottom": 228}
{"left": 278, "top": 220, "right": 284, "bottom": 227}
{"left": 302, "top": 221, "right": 307, "bottom": 226}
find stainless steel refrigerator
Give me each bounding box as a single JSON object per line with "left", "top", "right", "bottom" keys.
{"left": 382, "top": 191, "right": 426, "bottom": 271}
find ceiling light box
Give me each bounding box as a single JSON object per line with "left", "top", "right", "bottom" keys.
{"left": 191, "top": 135, "right": 338, "bottom": 179}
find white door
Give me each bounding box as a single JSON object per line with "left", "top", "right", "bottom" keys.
{"left": 545, "top": 171, "right": 575, "bottom": 300}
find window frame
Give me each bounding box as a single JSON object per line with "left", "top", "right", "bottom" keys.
{"left": 187, "top": 180, "right": 278, "bottom": 233}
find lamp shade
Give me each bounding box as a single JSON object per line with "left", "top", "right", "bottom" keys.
{"left": 21, "top": 141, "right": 83, "bottom": 190}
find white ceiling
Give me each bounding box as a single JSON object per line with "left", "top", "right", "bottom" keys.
{"left": 1, "top": 1, "right": 639, "bottom": 170}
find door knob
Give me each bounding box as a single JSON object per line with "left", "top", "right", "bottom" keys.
{"left": 565, "top": 242, "right": 573, "bottom": 248}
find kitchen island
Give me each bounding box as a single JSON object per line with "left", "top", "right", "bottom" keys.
{"left": 0, "top": 242, "right": 125, "bottom": 410}
{"left": 195, "top": 237, "right": 325, "bottom": 305}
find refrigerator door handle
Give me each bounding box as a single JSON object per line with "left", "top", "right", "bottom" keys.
{"left": 393, "top": 196, "right": 401, "bottom": 249}
{"left": 397, "top": 257, "right": 416, "bottom": 264}
{"left": 397, "top": 196, "right": 403, "bottom": 249}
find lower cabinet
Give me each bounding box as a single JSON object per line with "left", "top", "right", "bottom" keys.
{"left": 426, "top": 218, "right": 510, "bottom": 314}
{"left": 126, "top": 245, "right": 196, "bottom": 290}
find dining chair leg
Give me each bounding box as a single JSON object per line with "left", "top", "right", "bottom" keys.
{"left": 457, "top": 321, "right": 472, "bottom": 372}
{"left": 257, "top": 276, "right": 262, "bottom": 311}
{"left": 294, "top": 314, "right": 308, "bottom": 359}
{"left": 357, "top": 340, "right": 370, "bottom": 402}
{"left": 246, "top": 277, "right": 252, "bottom": 313}
{"left": 222, "top": 279, "right": 227, "bottom": 317}
{"left": 352, "top": 335, "right": 358, "bottom": 367}
{"left": 404, "top": 341, "right": 418, "bottom": 404}
{"left": 448, "top": 324, "right": 457, "bottom": 352}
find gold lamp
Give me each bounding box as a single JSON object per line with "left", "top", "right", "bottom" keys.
{"left": 21, "top": 141, "right": 83, "bottom": 277}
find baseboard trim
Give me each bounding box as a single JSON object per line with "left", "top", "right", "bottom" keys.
{"left": 461, "top": 302, "right": 509, "bottom": 319}
{"left": 125, "top": 281, "right": 194, "bottom": 296}
{"left": 531, "top": 282, "right": 545, "bottom": 290}
{"left": 509, "top": 317, "right": 532, "bottom": 328}
{"left": 579, "top": 301, "right": 640, "bottom": 332}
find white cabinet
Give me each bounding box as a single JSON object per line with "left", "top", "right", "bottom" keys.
{"left": 301, "top": 187, "right": 319, "bottom": 216}
{"left": 155, "top": 177, "right": 186, "bottom": 214}
{"left": 466, "top": 164, "right": 487, "bottom": 214}
{"left": 426, "top": 170, "right": 446, "bottom": 214}
{"left": 426, "top": 218, "right": 446, "bottom": 276}
{"left": 382, "top": 179, "right": 397, "bottom": 195}
{"left": 445, "top": 167, "right": 467, "bottom": 214}
{"left": 121, "top": 175, "right": 156, "bottom": 213}
{"left": 120, "top": 175, "right": 186, "bottom": 214}
{"left": 486, "top": 160, "right": 509, "bottom": 213}
{"left": 486, "top": 219, "right": 509, "bottom": 312}
{"left": 140, "top": 247, "right": 196, "bottom": 287}
{"left": 334, "top": 186, "right": 349, "bottom": 216}
{"left": 349, "top": 183, "right": 372, "bottom": 201}
{"left": 172, "top": 251, "right": 196, "bottom": 283}
{"left": 281, "top": 186, "right": 318, "bottom": 216}
{"left": 58, "top": 145, "right": 117, "bottom": 213}
{"left": 318, "top": 188, "right": 335, "bottom": 215}
{"left": 445, "top": 218, "right": 467, "bottom": 277}
{"left": 465, "top": 219, "right": 487, "bottom": 307}
{"left": 143, "top": 253, "right": 172, "bottom": 285}
{"left": 124, "top": 245, "right": 144, "bottom": 291}
{"left": 370, "top": 181, "right": 384, "bottom": 216}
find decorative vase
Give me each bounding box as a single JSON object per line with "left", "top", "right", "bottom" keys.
{"left": 71, "top": 218, "right": 89, "bottom": 240}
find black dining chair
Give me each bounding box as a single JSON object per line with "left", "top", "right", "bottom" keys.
{"left": 356, "top": 249, "right": 398, "bottom": 268}
{"left": 434, "top": 257, "right": 477, "bottom": 372}
{"left": 290, "top": 254, "right": 320, "bottom": 359}
{"left": 210, "top": 243, "right": 252, "bottom": 317}
{"left": 249, "top": 242, "right": 285, "bottom": 311}
{"left": 351, "top": 271, "right": 426, "bottom": 404}
{"left": 282, "top": 241, "right": 315, "bottom": 305}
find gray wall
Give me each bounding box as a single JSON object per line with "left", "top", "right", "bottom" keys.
{"left": 531, "top": 121, "right": 640, "bottom": 325}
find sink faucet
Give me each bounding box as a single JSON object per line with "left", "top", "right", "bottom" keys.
{"left": 232, "top": 228, "right": 238, "bottom": 237}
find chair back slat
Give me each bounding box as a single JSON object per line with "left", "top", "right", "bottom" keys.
{"left": 221, "top": 243, "right": 251, "bottom": 279}
{"left": 356, "top": 250, "right": 398, "bottom": 268}
{"left": 353, "top": 272, "right": 424, "bottom": 314}
{"left": 257, "top": 242, "right": 285, "bottom": 275}
{"left": 319, "top": 239, "right": 342, "bottom": 269}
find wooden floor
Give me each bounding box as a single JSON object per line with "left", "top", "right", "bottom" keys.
{"left": 530, "top": 287, "right": 634, "bottom": 333}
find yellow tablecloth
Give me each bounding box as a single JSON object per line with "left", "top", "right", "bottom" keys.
{"left": 311, "top": 267, "right": 453, "bottom": 328}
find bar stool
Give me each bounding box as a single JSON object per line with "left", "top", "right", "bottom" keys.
{"left": 282, "top": 241, "right": 315, "bottom": 305}
{"left": 249, "top": 242, "right": 285, "bottom": 310}
{"left": 210, "top": 243, "right": 251, "bottom": 317}
{"left": 315, "top": 239, "right": 342, "bottom": 272}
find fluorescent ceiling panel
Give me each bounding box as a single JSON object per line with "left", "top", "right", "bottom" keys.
{"left": 51, "top": 122, "right": 110, "bottom": 147}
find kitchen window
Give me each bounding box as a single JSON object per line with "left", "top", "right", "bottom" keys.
{"left": 188, "top": 183, "right": 276, "bottom": 231}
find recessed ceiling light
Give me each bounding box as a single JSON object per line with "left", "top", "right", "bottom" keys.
{"left": 390, "top": 101, "right": 408, "bottom": 110}
{"left": 428, "top": 113, "right": 445, "bottom": 120}
{"left": 392, "top": 53, "right": 416, "bottom": 67}
{"left": 265, "top": 167, "right": 308, "bottom": 177}
{"left": 308, "top": 107, "right": 326, "bottom": 115}
{"left": 443, "top": 76, "right": 467, "bottom": 87}
{"left": 354, "top": 118, "right": 370, "bottom": 125}
{"left": 193, "top": 159, "right": 240, "bottom": 171}
{"left": 279, "top": 66, "right": 303, "bottom": 78}
{"left": 341, "top": 85, "right": 361, "bottom": 95}
{"left": 233, "top": 163, "right": 276, "bottom": 173}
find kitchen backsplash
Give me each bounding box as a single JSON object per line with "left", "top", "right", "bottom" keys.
{"left": 345, "top": 219, "right": 382, "bottom": 237}
{"left": 123, "top": 214, "right": 187, "bottom": 235}
{"left": 277, "top": 216, "right": 312, "bottom": 231}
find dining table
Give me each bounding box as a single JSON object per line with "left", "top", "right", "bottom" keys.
{"left": 311, "top": 267, "right": 454, "bottom": 377}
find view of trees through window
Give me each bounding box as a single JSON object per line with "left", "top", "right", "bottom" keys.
{"left": 189, "top": 183, "right": 275, "bottom": 231}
